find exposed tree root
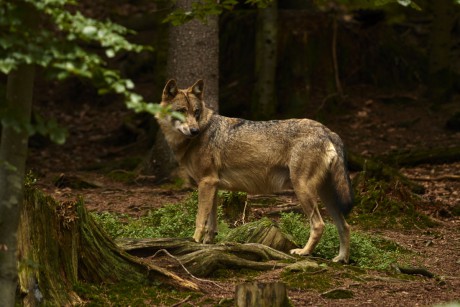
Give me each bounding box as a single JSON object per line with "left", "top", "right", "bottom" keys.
{"left": 118, "top": 238, "right": 296, "bottom": 277}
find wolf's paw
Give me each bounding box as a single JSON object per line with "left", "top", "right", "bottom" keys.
{"left": 289, "top": 248, "right": 310, "bottom": 256}
{"left": 332, "top": 255, "right": 349, "bottom": 264}
{"left": 203, "top": 232, "right": 217, "bottom": 244}
{"left": 193, "top": 228, "right": 205, "bottom": 243}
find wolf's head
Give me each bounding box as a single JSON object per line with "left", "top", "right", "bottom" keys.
{"left": 159, "top": 79, "right": 211, "bottom": 138}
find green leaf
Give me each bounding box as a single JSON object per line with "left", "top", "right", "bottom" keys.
{"left": 397, "top": 0, "right": 411, "bottom": 6}
{"left": 105, "top": 49, "right": 115, "bottom": 58}
{"left": 49, "top": 129, "right": 67, "bottom": 144}
{"left": 82, "top": 25, "right": 97, "bottom": 36}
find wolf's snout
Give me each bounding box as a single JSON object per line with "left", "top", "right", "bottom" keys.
{"left": 190, "top": 128, "right": 200, "bottom": 136}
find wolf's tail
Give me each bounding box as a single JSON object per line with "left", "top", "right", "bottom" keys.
{"left": 328, "top": 148, "right": 354, "bottom": 216}
{"left": 318, "top": 138, "right": 354, "bottom": 217}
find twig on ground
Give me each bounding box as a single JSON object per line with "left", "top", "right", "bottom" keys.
{"left": 171, "top": 295, "right": 191, "bottom": 307}
{"left": 150, "top": 249, "right": 224, "bottom": 289}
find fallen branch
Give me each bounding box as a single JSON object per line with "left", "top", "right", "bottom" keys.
{"left": 395, "top": 265, "right": 435, "bottom": 278}
{"left": 405, "top": 175, "right": 460, "bottom": 181}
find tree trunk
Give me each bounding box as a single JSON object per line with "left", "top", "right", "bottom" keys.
{"left": 17, "top": 188, "right": 199, "bottom": 305}
{"left": 166, "top": 1, "right": 219, "bottom": 111}
{"left": 252, "top": 0, "right": 278, "bottom": 120}
{"left": 0, "top": 64, "right": 35, "bottom": 307}
{"left": 142, "top": 0, "right": 220, "bottom": 182}
{"left": 428, "top": 0, "right": 457, "bottom": 100}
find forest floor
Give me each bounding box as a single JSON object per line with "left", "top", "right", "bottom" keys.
{"left": 27, "top": 88, "right": 460, "bottom": 306}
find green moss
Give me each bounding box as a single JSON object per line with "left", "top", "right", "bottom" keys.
{"left": 281, "top": 265, "right": 335, "bottom": 292}
{"left": 212, "top": 268, "right": 262, "bottom": 280}
{"left": 93, "top": 191, "right": 231, "bottom": 240}
{"left": 450, "top": 203, "right": 460, "bottom": 217}
{"left": 351, "top": 173, "right": 437, "bottom": 230}
{"left": 107, "top": 170, "right": 137, "bottom": 183}
{"left": 321, "top": 288, "right": 354, "bottom": 299}
{"left": 85, "top": 157, "right": 142, "bottom": 172}
{"left": 278, "top": 212, "right": 409, "bottom": 270}
{"left": 74, "top": 282, "right": 200, "bottom": 306}
{"left": 223, "top": 217, "right": 275, "bottom": 243}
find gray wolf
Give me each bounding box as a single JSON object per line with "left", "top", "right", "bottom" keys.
{"left": 156, "top": 79, "right": 354, "bottom": 263}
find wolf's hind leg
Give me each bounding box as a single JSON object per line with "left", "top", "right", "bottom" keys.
{"left": 289, "top": 179, "right": 325, "bottom": 256}
{"left": 319, "top": 181, "right": 351, "bottom": 263}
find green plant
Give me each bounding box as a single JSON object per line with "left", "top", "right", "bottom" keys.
{"left": 278, "top": 212, "right": 309, "bottom": 246}
{"left": 279, "top": 212, "right": 407, "bottom": 269}
{"left": 92, "top": 192, "right": 230, "bottom": 240}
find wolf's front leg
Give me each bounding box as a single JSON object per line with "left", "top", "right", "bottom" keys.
{"left": 193, "top": 177, "right": 219, "bottom": 244}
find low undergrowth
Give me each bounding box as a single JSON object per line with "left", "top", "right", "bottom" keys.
{"left": 94, "top": 192, "right": 409, "bottom": 271}
{"left": 91, "top": 191, "right": 230, "bottom": 241}
{"left": 74, "top": 282, "right": 200, "bottom": 306}
{"left": 87, "top": 186, "right": 429, "bottom": 305}
{"left": 351, "top": 172, "right": 437, "bottom": 230}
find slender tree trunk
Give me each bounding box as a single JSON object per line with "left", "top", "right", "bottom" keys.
{"left": 167, "top": 0, "right": 219, "bottom": 111}
{"left": 252, "top": 0, "right": 278, "bottom": 120}
{"left": 144, "top": 0, "right": 220, "bottom": 181}
{"left": 332, "top": 17, "right": 343, "bottom": 99}
{"left": 0, "top": 64, "right": 35, "bottom": 307}
{"left": 428, "top": 0, "right": 457, "bottom": 100}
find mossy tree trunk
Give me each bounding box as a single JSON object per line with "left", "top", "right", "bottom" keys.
{"left": 17, "top": 188, "right": 198, "bottom": 306}
{"left": 0, "top": 64, "right": 35, "bottom": 307}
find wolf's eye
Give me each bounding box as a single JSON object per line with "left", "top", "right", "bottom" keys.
{"left": 176, "top": 108, "right": 187, "bottom": 114}
{"left": 194, "top": 109, "right": 201, "bottom": 119}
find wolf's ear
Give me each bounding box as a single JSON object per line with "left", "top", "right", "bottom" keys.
{"left": 191, "top": 79, "right": 204, "bottom": 100}
{"left": 162, "top": 79, "right": 178, "bottom": 102}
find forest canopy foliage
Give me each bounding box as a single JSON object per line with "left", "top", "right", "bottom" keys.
{"left": 0, "top": 0, "right": 166, "bottom": 143}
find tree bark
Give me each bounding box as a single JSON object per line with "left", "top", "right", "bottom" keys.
{"left": 17, "top": 189, "right": 198, "bottom": 305}
{"left": 0, "top": 64, "right": 35, "bottom": 307}
{"left": 427, "top": 0, "right": 457, "bottom": 100}
{"left": 166, "top": 1, "right": 219, "bottom": 111}
{"left": 252, "top": 0, "right": 278, "bottom": 119}
{"left": 142, "top": 0, "right": 220, "bottom": 182}
{"left": 235, "top": 282, "right": 290, "bottom": 307}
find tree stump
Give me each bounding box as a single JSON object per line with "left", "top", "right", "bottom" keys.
{"left": 18, "top": 188, "right": 198, "bottom": 305}
{"left": 235, "top": 282, "right": 290, "bottom": 307}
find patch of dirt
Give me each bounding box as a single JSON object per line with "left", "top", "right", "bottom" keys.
{"left": 27, "top": 89, "right": 460, "bottom": 305}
